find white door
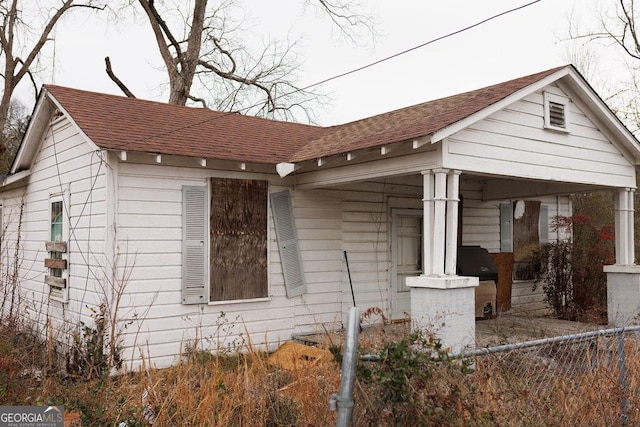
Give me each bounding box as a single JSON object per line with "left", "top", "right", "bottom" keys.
{"left": 391, "top": 209, "right": 422, "bottom": 320}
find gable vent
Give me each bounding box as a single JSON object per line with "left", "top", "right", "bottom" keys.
{"left": 548, "top": 101, "right": 565, "bottom": 128}
{"left": 543, "top": 92, "right": 570, "bottom": 133}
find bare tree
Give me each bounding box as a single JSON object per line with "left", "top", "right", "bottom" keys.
{"left": 0, "top": 99, "right": 27, "bottom": 174}
{"left": 107, "top": 0, "right": 375, "bottom": 121}
{"left": 0, "top": 0, "right": 104, "bottom": 145}
{"left": 564, "top": 0, "right": 640, "bottom": 132}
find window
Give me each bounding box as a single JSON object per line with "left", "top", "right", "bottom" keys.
{"left": 543, "top": 92, "right": 570, "bottom": 132}
{"left": 500, "top": 200, "right": 549, "bottom": 280}
{"left": 182, "top": 178, "right": 269, "bottom": 304}
{"left": 50, "top": 200, "right": 63, "bottom": 278}
{"left": 45, "top": 194, "right": 68, "bottom": 302}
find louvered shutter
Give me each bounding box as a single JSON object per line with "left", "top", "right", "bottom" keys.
{"left": 182, "top": 186, "right": 207, "bottom": 304}
{"left": 271, "top": 191, "right": 306, "bottom": 298}
{"left": 500, "top": 202, "right": 513, "bottom": 253}
{"left": 548, "top": 102, "right": 566, "bottom": 128}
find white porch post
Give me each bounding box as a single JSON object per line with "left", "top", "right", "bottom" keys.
{"left": 407, "top": 169, "right": 476, "bottom": 355}
{"left": 445, "top": 171, "right": 461, "bottom": 275}
{"left": 432, "top": 169, "right": 448, "bottom": 276}
{"left": 627, "top": 189, "right": 635, "bottom": 263}
{"left": 422, "top": 171, "right": 433, "bottom": 276}
{"left": 605, "top": 188, "right": 640, "bottom": 326}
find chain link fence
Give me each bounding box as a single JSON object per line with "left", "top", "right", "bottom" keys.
{"left": 455, "top": 325, "right": 640, "bottom": 426}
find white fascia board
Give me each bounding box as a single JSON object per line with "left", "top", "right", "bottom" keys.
{"left": 12, "top": 89, "right": 102, "bottom": 174}
{"left": 2, "top": 169, "right": 31, "bottom": 186}
{"left": 10, "top": 91, "right": 52, "bottom": 174}
{"left": 560, "top": 68, "right": 640, "bottom": 162}
{"left": 430, "top": 67, "right": 571, "bottom": 144}
{"left": 45, "top": 91, "right": 102, "bottom": 153}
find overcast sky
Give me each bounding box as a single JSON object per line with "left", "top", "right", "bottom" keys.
{"left": 15, "top": 0, "right": 613, "bottom": 126}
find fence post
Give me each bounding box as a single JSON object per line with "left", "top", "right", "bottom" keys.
{"left": 330, "top": 307, "right": 360, "bottom": 427}
{"left": 617, "top": 329, "right": 629, "bottom": 425}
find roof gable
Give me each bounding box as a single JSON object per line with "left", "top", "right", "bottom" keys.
{"left": 288, "top": 66, "right": 567, "bottom": 162}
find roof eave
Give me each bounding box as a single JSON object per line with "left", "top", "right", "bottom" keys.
{"left": 560, "top": 67, "right": 640, "bottom": 163}
{"left": 430, "top": 66, "right": 572, "bottom": 143}
{"left": 10, "top": 88, "right": 53, "bottom": 174}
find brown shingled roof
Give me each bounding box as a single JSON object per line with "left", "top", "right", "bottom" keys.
{"left": 44, "top": 65, "right": 567, "bottom": 165}
{"left": 45, "top": 85, "right": 329, "bottom": 164}
{"left": 289, "top": 66, "right": 567, "bottom": 162}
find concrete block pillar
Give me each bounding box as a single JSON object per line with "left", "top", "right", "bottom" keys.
{"left": 606, "top": 188, "right": 640, "bottom": 326}
{"left": 406, "top": 276, "right": 478, "bottom": 355}
{"left": 605, "top": 265, "right": 640, "bottom": 326}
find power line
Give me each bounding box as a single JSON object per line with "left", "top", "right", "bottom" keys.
{"left": 294, "top": 0, "right": 542, "bottom": 95}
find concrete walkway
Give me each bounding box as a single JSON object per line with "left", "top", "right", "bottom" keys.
{"left": 292, "top": 314, "right": 603, "bottom": 352}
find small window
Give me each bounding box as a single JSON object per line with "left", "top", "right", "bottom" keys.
{"left": 543, "top": 92, "right": 570, "bottom": 132}
{"left": 46, "top": 194, "right": 68, "bottom": 302}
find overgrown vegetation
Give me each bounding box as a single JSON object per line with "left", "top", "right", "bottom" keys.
{"left": 3, "top": 317, "right": 640, "bottom": 426}
{"left": 533, "top": 193, "right": 616, "bottom": 323}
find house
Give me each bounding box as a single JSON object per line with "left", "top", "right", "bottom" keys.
{"left": 2, "top": 64, "right": 640, "bottom": 370}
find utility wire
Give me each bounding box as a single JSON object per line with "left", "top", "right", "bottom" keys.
{"left": 294, "top": 0, "right": 542, "bottom": 95}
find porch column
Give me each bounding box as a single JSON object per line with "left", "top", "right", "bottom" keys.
{"left": 445, "top": 171, "right": 461, "bottom": 275}
{"left": 614, "top": 189, "right": 633, "bottom": 265}
{"left": 432, "top": 169, "right": 448, "bottom": 276}
{"left": 408, "top": 168, "right": 476, "bottom": 355}
{"left": 422, "top": 171, "right": 433, "bottom": 276}
{"left": 605, "top": 188, "right": 640, "bottom": 326}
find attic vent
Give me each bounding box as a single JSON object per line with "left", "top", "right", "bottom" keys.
{"left": 548, "top": 101, "right": 565, "bottom": 128}
{"left": 543, "top": 92, "right": 570, "bottom": 132}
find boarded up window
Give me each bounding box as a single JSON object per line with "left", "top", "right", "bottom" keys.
{"left": 513, "top": 200, "right": 541, "bottom": 280}
{"left": 210, "top": 178, "right": 268, "bottom": 301}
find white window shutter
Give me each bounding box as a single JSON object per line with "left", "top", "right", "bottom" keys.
{"left": 500, "top": 202, "right": 513, "bottom": 252}
{"left": 182, "top": 186, "right": 207, "bottom": 304}
{"left": 271, "top": 191, "right": 306, "bottom": 298}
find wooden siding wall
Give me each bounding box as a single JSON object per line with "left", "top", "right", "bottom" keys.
{"left": 116, "top": 165, "right": 283, "bottom": 367}
{"left": 0, "top": 117, "right": 108, "bottom": 344}
{"left": 446, "top": 84, "right": 637, "bottom": 188}
{"left": 115, "top": 164, "right": 352, "bottom": 368}
{"left": 333, "top": 178, "right": 421, "bottom": 324}
{"left": 288, "top": 190, "right": 343, "bottom": 329}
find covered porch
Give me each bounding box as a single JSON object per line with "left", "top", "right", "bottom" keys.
{"left": 285, "top": 65, "right": 640, "bottom": 354}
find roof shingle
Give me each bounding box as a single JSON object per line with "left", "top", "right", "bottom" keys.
{"left": 45, "top": 85, "right": 328, "bottom": 164}
{"left": 44, "top": 65, "right": 567, "bottom": 165}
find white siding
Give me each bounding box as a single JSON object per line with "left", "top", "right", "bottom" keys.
{"left": 289, "top": 190, "right": 343, "bottom": 330}
{"left": 445, "top": 84, "right": 637, "bottom": 188}
{"left": 0, "top": 117, "right": 108, "bottom": 348}
{"left": 113, "top": 165, "right": 350, "bottom": 369}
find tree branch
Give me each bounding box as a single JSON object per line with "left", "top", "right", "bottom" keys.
{"left": 104, "top": 57, "right": 136, "bottom": 98}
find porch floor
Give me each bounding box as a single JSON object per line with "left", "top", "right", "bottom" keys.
{"left": 291, "top": 314, "right": 602, "bottom": 352}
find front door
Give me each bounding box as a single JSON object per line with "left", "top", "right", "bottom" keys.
{"left": 390, "top": 209, "right": 422, "bottom": 320}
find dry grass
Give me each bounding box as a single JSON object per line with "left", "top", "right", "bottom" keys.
{"left": 2, "top": 318, "right": 640, "bottom": 426}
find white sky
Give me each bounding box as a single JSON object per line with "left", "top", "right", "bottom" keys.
{"left": 14, "top": 0, "right": 615, "bottom": 126}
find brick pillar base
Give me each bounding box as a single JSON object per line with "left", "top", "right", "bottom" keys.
{"left": 406, "top": 276, "right": 478, "bottom": 355}
{"left": 605, "top": 265, "right": 640, "bottom": 326}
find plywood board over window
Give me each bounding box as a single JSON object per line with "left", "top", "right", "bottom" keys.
{"left": 513, "top": 200, "right": 541, "bottom": 280}
{"left": 210, "top": 178, "right": 268, "bottom": 301}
